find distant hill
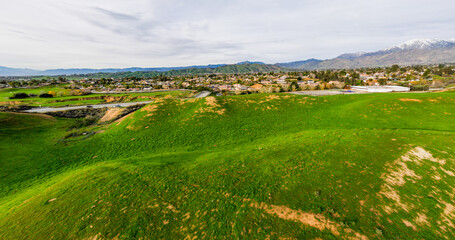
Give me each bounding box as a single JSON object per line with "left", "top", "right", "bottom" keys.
{"left": 0, "top": 66, "right": 40, "bottom": 76}
{"left": 86, "top": 63, "right": 282, "bottom": 78}
{"left": 0, "top": 64, "right": 233, "bottom": 77}
{"left": 0, "top": 62, "right": 274, "bottom": 77}
{"left": 276, "top": 59, "right": 322, "bottom": 69}
{"left": 277, "top": 39, "right": 455, "bottom": 70}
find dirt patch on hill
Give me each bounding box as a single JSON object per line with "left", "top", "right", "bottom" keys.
{"left": 196, "top": 97, "right": 225, "bottom": 115}
{"left": 104, "top": 95, "right": 155, "bottom": 103}
{"left": 0, "top": 101, "right": 23, "bottom": 105}
{"left": 104, "top": 96, "right": 130, "bottom": 103}
{"left": 379, "top": 147, "right": 455, "bottom": 236}
{"left": 140, "top": 100, "right": 165, "bottom": 117}
{"left": 99, "top": 108, "right": 124, "bottom": 123}
{"left": 141, "top": 104, "right": 159, "bottom": 117}
{"left": 186, "top": 98, "right": 198, "bottom": 103}
{"left": 440, "top": 201, "right": 455, "bottom": 227}
{"left": 399, "top": 98, "right": 422, "bottom": 103}
{"left": 178, "top": 98, "right": 199, "bottom": 106}
{"left": 206, "top": 97, "right": 218, "bottom": 107}
{"left": 402, "top": 220, "right": 417, "bottom": 230}
{"left": 415, "top": 213, "right": 430, "bottom": 226}
{"left": 258, "top": 94, "right": 281, "bottom": 104}
{"left": 112, "top": 105, "right": 147, "bottom": 125}
{"left": 250, "top": 201, "right": 368, "bottom": 239}
{"left": 266, "top": 95, "right": 280, "bottom": 100}
{"left": 164, "top": 95, "right": 174, "bottom": 99}
{"left": 379, "top": 147, "right": 446, "bottom": 213}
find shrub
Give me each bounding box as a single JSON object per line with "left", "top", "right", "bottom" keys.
{"left": 68, "top": 116, "right": 97, "bottom": 129}
{"left": 10, "top": 93, "right": 29, "bottom": 99}
{"left": 39, "top": 93, "right": 54, "bottom": 98}
{"left": 410, "top": 85, "right": 430, "bottom": 91}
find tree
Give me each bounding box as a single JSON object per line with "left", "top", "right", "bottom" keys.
{"left": 423, "top": 69, "right": 431, "bottom": 78}
{"left": 443, "top": 67, "right": 454, "bottom": 75}
{"left": 378, "top": 78, "right": 387, "bottom": 85}
{"left": 289, "top": 80, "right": 300, "bottom": 91}
{"left": 390, "top": 64, "right": 400, "bottom": 72}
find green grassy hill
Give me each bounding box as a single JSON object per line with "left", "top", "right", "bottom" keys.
{"left": 1, "top": 92, "right": 455, "bottom": 239}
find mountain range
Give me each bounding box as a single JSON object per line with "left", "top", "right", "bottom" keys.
{"left": 0, "top": 61, "right": 270, "bottom": 77}
{"left": 1, "top": 39, "right": 455, "bottom": 76}
{"left": 0, "top": 64, "right": 229, "bottom": 77}
{"left": 278, "top": 39, "right": 455, "bottom": 69}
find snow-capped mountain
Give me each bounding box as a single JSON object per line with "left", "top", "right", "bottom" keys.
{"left": 278, "top": 38, "right": 455, "bottom": 70}
{"left": 383, "top": 39, "right": 455, "bottom": 52}
{"left": 333, "top": 39, "right": 455, "bottom": 61}
{"left": 337, "top": 52, "right": 368, "bottom": 59}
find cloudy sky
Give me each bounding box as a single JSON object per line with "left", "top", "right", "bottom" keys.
{"left": 1, "top": 0, "right": 454, "bottom": 69}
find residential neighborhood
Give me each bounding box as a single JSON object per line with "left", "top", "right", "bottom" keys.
{"left": 1, "top": 64, "right": 454, "bottom": 95}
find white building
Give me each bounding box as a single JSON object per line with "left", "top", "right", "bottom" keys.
{"left": 351, "top": 86, "right": 410, "bottom": 92}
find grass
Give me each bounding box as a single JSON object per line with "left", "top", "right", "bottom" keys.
{"left": 0, "top": 85, "right": 193, "bottom": 107}
{"left": 0, "top": 84, "right": 71, "bottom": 99}
{"left": 1, "top": 92, "right": 455, "bottom": 239}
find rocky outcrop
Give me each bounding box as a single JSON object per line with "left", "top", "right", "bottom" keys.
{"left": 46, "top": 104, "right": 146, "bottom": 120}
{"left": 0, "top": 104, "right": 33, "bottom": 112}
{"left": 46, "top": 108, "right": 107, "bottom": 119}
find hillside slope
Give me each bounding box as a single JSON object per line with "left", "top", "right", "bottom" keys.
{"left": 1, "top": 92, "right": 455, "bottom": 239}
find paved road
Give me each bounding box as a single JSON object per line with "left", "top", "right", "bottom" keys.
{"left": 23, "top": 90, "right": 211, "bottom": 113}
{"left": 91, "top": 89, "right": 190, "bottom": 94}
{"left": 193, "top": 91, "right": 211, "bottom": 98}
{"left": 290, "top": 90, "right": 360, "bottom": 96}
{"left": 23, "top": 101, "right": 154, "bottom": 113}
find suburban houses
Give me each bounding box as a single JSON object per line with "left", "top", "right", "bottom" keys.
{"left": 1, "top": 64, "right": 454, "bottom": 95}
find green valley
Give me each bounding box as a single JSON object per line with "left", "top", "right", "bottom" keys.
{"left": 1, "top": 92, "right": 455, "bottom": 239}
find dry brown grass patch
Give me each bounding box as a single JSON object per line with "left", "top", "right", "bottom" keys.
{"left": 379, "top": 147, "right": 455, "bottom": 236}
{"left": 205, "top": 97, "right": 219, "bottom": 107}
{"left": 141, "top": 105, "right": 159, "bottom": 117}
{"left": 196, "top": 97, "right": 225, "bottom": 115}
{"left": 379, "top": 147, "right": 446, "bottom": 213}
{"left": 267, "top": 95, "right": 280, "bottom": 100}
{"left": 259, "top": 94, "right": 282, "bottom": 104}
{"left": 399, "top": 98, "right": 422, "bottom": 103}
{"left": 415, "top": 213, "right": 430, "bottom": 226}
{"left": 250, "top": 201, "right": 368, "bottom": 240}
{"left": 402, "top": 220, "right": 417, "bottom": 230}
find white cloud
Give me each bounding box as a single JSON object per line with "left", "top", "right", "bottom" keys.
{"left": 0, "top": 0, "right": 454, "bottom": 69}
